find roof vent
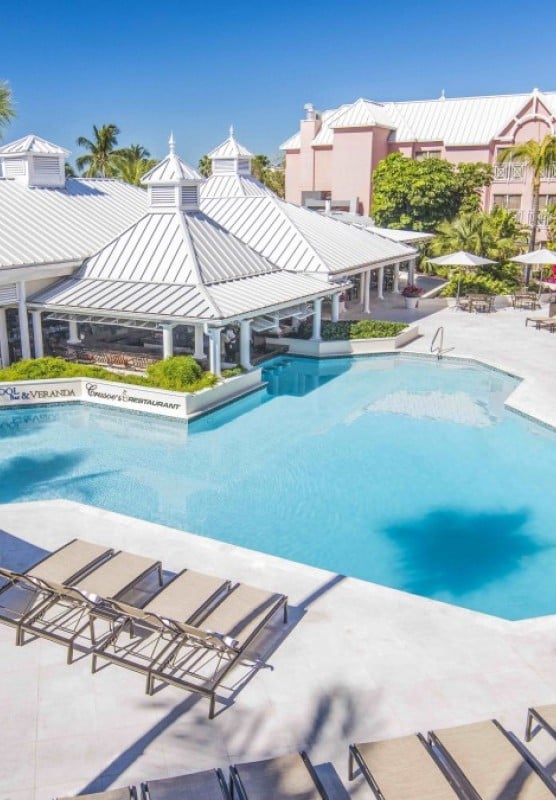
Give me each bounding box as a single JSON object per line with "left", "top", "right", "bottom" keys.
{"left": 304, "top": 102, "right": 316, "bottom": 121}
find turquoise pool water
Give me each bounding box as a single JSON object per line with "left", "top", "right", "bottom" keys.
{"left": 1, "top": 355, "right": 555, "bottom": 620}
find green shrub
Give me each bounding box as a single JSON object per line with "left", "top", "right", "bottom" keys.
{"left": 440, "top": 273, "right": 518, "bottom": 297}
{"left": 0, "top": 356, "right": 218, "bottom": 393}
{"left": 222, "top": 366, "right": 246, "bottom": 378}
{"left": 292, "top": 320, "right": 407, "bottom": 340}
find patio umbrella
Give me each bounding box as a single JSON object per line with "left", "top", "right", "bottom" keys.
{"left": 428, "top": 251, "right": 497, "bottom": 303}
{"left": 510, "top": 249, "right": 556, "bottom": 293}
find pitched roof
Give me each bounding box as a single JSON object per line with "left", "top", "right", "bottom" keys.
{"left": 142, "top": 153, "right": 201, "bottom": 184}
{"left": 0, "top": 178, "right": 148, "bottom": 269}
{"left": 0, "top": 135, "right": 69, "bottom": 156}
{"left": 280, "top": 89, "right": 556, "bottom": 149}
{"left": 208, "top": 128, "right": 253, "bottom": 159}
{"left": 200, "top": 173, "right": 274, "bottom": 199}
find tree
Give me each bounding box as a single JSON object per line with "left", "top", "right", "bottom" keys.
{"left": 251, "top": 154, "right": 271, "bottom": 182}
{"left": 198, "top": 154, "right": 212, "bottom": 177}
{"left": 498, "top": 135, "right": 556, "bottom": 250}
{"left": 371, "top": 153, "right": 492, "bottom": 231}
{"left": 65, "top": 162, "right": 76, "bottom": 178}
{"left": 113, "top": 152, "right": 157, "bottom": 186}
{"left": 76, "top": 124, "right": 120, "bottom": 177}
{"left": 430, "top": 208, "right": 526, "bottom": 262}
{"left": 251, "top": 154, "right": 285, "bottom": 198}
{"left": 0, "top": 80, "right": 15, "bottom": 138}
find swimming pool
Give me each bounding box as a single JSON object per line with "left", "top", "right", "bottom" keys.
{"left": 1, "top": 354, "right": 555, "bottom": 620}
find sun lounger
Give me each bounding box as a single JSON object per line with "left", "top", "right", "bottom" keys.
{"left": 429, "top": 719, "right": 555, "bottom": 799}
{"left": 230, "top": 752, "right": 329, "bottom": 799}
{"left": 142, "top": 769, "right": 230, "bottom": 800}
{"left": 56, "top": 787, "right": 136, "bottom": 800}
{"left": 21, "top": 550, "right": 162, "bottom": 661}
{"left": 91, "top": 569, "right": 232, "bottom": 677}
{"left": 526, "top": 704, "right": 556, "bottom": 742}
{"left": 349, "top": 734, "right": 462, "bottom": 798}
{"left": 147, "top": 583, "right": 288, "bottom": 717}
{"left": 0, "top": 539, "right": 113, "bottom": 642}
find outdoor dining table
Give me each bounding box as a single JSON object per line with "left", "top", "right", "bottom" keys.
{"left": 513, "top": 293, "right": 539, "bottom": 310}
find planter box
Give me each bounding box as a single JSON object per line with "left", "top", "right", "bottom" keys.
{"left": 271, "top": 326, "right": 420, "bottom": 358}
{"left": 0, "top": 368, "right": 264, "bottom": 420}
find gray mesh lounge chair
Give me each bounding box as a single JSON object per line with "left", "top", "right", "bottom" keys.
{"left": 230, "top": 752, "right": 328, "bottom": 799}
{"left": 526, "top": 705, "right": 556, "bottom": 743}
{"left": 349, "top": 734, "right": 463, "bottom": 798}
{"left": 147, "top": 583, "right": 288, "bottom": 718}
{"left": 56, "top": 787, "right": 136, "bottom": 800}
{"left": 21, "top": 550, "right": 162, "bottom": 661}
{"left": 429, "top": 719, "right": 555, "bottom": 799}
{"left": 142, "top": 769, "right": 230, "bottom": 800}
{"left": 91, "top": 569, "right": 232, "bottom": 678}
{"left": 0, "top": 539, "right": 113, "bottom": 642}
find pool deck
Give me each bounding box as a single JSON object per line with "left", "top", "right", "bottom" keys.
{"left": 2, "top": 298, "right": 556, "bottom": 799}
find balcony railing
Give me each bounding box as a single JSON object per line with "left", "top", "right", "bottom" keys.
{"left": 541, "top": 164, "right": 556, "bottom": 180}
{"left": 493, "top": 163, "right": 527, "bottom": 182}
{"left": 505, "top": 209, "right": 551, "bottom": 228}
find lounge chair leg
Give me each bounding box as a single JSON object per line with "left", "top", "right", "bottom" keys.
{"left": 525, "top": 709, "right": 534, "bottom": 741}
{"left": 209, "top": 693, "right": 216, "bottom": 719}
{"left": 348, "top": 748, "right": 354, "bottom": 780}
{"left": 283, "top": 602, "right": 288, "bottom": 624}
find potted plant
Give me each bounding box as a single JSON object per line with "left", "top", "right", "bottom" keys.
{"left": 402, "top": 284, "right": 424, "bottom": 309}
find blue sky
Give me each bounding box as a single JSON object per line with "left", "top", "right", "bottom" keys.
{"left": 3, "top": 0, "right": 556, "bottom": 167}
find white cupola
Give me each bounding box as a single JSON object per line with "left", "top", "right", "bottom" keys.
{"left": 0, "top": 135, "right": 68, "bottom": 188}
{"left": 208, "top": 126, "right": 253, "bottom": 176}
{"left": 142, "top": 133, "right": 202, "bottom": 212}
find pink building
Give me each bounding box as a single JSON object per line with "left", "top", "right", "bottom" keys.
{"left": 281, "top": 89, "right": 556, "bottom": 235}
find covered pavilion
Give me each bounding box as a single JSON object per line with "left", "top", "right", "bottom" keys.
{"left": 29, "top": 137, "right": 338, "bottom": 375}
{"left": 200, "top": 129, "right": 417, "bottom": 312}
{"left": 0, "top": 135, "right": 147, "bottom": 365}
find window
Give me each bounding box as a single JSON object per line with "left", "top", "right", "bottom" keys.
{"left": 539, "top": 194, "right": 556, "bottom": 208}
{"left": 415, "top": 150, "right": 442, "bottom": 160}
{"left": 492, "top": 194, "right": 521, "bottom": 210}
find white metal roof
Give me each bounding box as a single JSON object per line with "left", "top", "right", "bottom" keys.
{"left": 142, "top": 153, "right": 201, "bottom": 184}
{"left": 0, "top": 135, "right": 70, "bottom": 156}
{"left": 208, "top": 128, "right": 253, "bottom": 159}
{"left": 200, "top": 173, "right": 274, "bottom": 199}
{"left": 0, "top": 178, "right": 148, "bottom": 269}
{"left": 329, "top": 213, "right": 433, "bottom": 243}
{"left": 281, "top": 90, "right": 556, "bottom": 149}
{"left": 202, "top": 195, "right": 415, "bottom": 276}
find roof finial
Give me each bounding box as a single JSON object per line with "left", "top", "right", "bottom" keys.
{"left": 440, "top": 89, "right": 446, "bottom": 100}
{"left": 169, "top": 131, "right": 176, "bottom": 155}
{"left": 229, "top": 124, "right": 234, "bottom": 139}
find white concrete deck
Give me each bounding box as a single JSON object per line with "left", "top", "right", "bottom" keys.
{"left": 2, "top": 294, "right": 556, "bottom": 799}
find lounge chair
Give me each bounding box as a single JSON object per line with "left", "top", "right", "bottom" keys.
{"left": 0, "top": 539, "right": 113, "bottom": 642}
{"left": 429, "top": 719, "right": 555, "bottom": 798}
{"left": 230, "top": 752, "right": 329, "bottom": 799}
{"left": 91, "top": 569, "right": 232, "bottom": 677}
{"left": 20, "top": 550, "right": 162, "bottom": 661}
{"left": 526, "top": 704, "right": 556, "bottom": 742}
{"left": 56, "top": 787, "right": 136, "bottom": 800}
{"left": 349, "top": 734, "right": 462, "bottom": 798}
{"left": 147, "top": 583, "right": 288, "bottom": 717}
{"left": 142, "top": 769, "right": 230, "bottom": 800}
{"left": 525, "top": 301, "right": 556, "bottom": 329}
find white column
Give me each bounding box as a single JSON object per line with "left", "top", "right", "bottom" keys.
{"left": 377, "top": 266, "right": 385, "bottom": 300}
{"left": 311, "top": 297, "right": 323, "bottom": 341}
{"left": 211, "top": 329, "right": 222, "bottom": 376}
{"left": 31, "top": 310, "right": 44, "bottom": 358}
{"left": 331, "top": 293, "right": 340, "bottom": 322}
{"left": 67, "top": 319, "right": 80, "bottom": 345}
{"left": 0, "top": 308, "right": 9, "bottom": 367}
{"left": 194, "top": 324, "right": 205, "bottom": 360}
{"left": 364, "top": 269, "right": 371, "bottom": 313}
{"left": 161, "top": 324, "right": 174, "bottom": 359}
{"left": 408, "top": 258, "right": 416, "bottom": 285}
{"left": 16, "top": 282, "right": 31, "bottom": 359}
{"left": 360, "top": 271, "right": 367, "bottom": 308}
{"left": 239, "top": 319, "right": 252, "bottom": 370}
{"left": 393, "top": 263, "right": 400, "bottom": 294}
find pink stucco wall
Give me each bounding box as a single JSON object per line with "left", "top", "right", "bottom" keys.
{"left": 314, "top": 147, "right": 333, "bottom": 190}
{"left": 285, "top": 151, "right": 301, "bottom": 204}
{"left": 331, "top": 129, "right": 374, "bottom": 215}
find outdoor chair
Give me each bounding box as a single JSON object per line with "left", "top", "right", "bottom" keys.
{"left": 230, "top": 752, "right": 329, "bottom": 799}
{"left": 147, "top": 583, "right": 288, "bottom": 718}
{"left": 56, "top": 787, "right": 136, "bottom": 800}
{"left": 349, "top": 733, "right": 462, "bottom": 798}
{"left": 526, "top": 704, "right": 556, "bottom": 743}
{"left": 20, "top": 549, "right": 162, "bottom": 662}
{"left": 91, "top": 568, "right": 232, "bottom": 679}
{"left": 0, "top": 538, "right": 113, "bottom": 643}
{"left": 525, "top": 301, "right": 556, "bottom": 330}
{"left": 142, "top": 769, "right": 230, "bottom": 800}
{"left": 428, "top": 719, "right": 555, "bottom": 798}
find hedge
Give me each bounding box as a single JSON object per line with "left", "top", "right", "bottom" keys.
{"left": 293, "top": 319, "right": 408, "bottom": 340}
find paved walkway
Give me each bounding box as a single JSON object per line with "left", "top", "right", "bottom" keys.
{"left": 1, "top": 294, "right": 556, "bottom": 798}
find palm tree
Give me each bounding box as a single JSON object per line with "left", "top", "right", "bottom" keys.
{"left": 198, "top": 154, "right": 212, "bottom": 177}
{"left": 76, "top": 124, "right": 120, "bottom": 177}
{"left": 0, "top": 81, "right": 15, "bottom": 138}
{"left": 118, "top": 143, "right": 151, "bottom": 161}
{"left": 498, "top": 135, "right": 556, "bottom": 250}
{"left": 431, "top": 210, "right": 526, "bottom": 262}
{"left": 251, "top": 154, "right": 270, "bottom": 182}
{"left": 113, "top": 152, "right": 157, "bottom": 186}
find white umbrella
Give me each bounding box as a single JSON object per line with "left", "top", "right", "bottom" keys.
{"left": 428, "top": 251, "right": 497, "bottom": 302}
{"left": 510, "top": 249, "right": 556, "bottom": 293}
